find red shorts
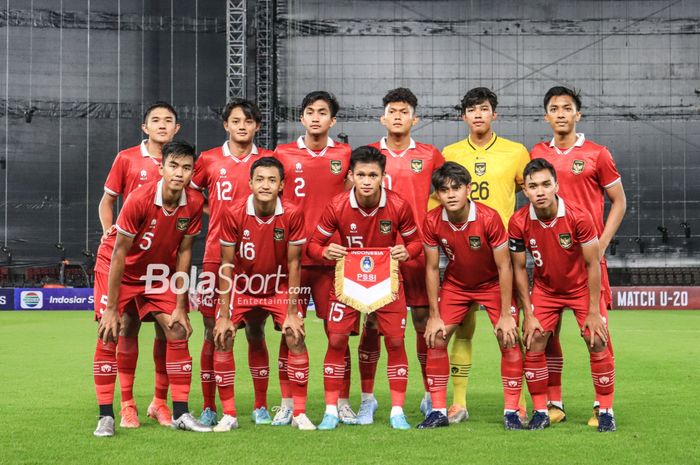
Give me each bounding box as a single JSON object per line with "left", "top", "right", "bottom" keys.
{"left": 326, "top": 285, "right": 407, "bottom": 338}
{"left": 531, "top": 287, "right": 609, "bottom": 336}
{"left": 93, "top": 271, "right": 178, "bottom": 322}
{"left": 401, "top": 253, "right": 428, "bottom": 308}
{"left": 198, "top": 262, "right": 219, "bottom": 319}
{"left": 299, "top": 265, "right": 334, "bottom": 320}
{"left": 93, "top": 271, "right": 138, "bottom": 321}
{"left": 439, "top": 282, "right": 519, "bottom": 327}
{"left": 601, "top": 258, "right": 612, "bottom": 309}
{"left": 230, "top": 291, "right": 298, "bottom": 331}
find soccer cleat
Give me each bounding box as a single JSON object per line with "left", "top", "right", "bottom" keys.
{"left": 447, "top": 404, "right": 469, "bottom": 424}
{"left": 597, "top": 412, "right": 617, "bottom": 433}
{"left": 212, "top": 414, "right": 239, "bottom": 432}
{"left": 291, "top": 413, "right": 317, "bottom": 431}
{"left": 390, "top": 413, "right": 411, "bottom": 430}
{"left": 199, "top": 407, "right": 218, "bottom": 427}
{"left": 547, "top": 403, "right": 567, "bottom": 424}
{"left": 171, "top": 412, "right": 212, "bottom": 432}
{"left": 338, "top": 404, "right": 359, "bottom": 425}
{"left": 417, "top": 411, "right": 449, "bottom": 429}
{"left": 419, "top": 395, "right": 433, "bottom": 418}
{"left": 119, "top": 401, "right": 140, "bottom": 428}
{"left": 588, "top": 406, "right": 600, "bottom": 427}
{"left": 251, "top": 407, "right": 272, "bottom": 425}
{"left": 146, "top": 402, "right": 172, "bottom": 426}
{"left": 271, "top": 406, "right": 293, "bottom": 426}
{"left": 317, "top": 413, "right": 340, "bottom": 430}
{"left": 93, "top": 416, "right": 115, "bottom": 437}
{"left": 527, "top": 411, "right": 550, "bottom": 430}
{"left": 356, "top": 398, "right": 379, "bottom": 425}
{"left": 503, "top": 411, "right": 524, "bottom": 430}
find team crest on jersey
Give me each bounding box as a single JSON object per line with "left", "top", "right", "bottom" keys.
{"left": 330, "top": 159, "right": 342, "bottom": 175}
{"left": 379, "top": 220, "right": 392, "bottom": 234}
{"left": 273, "top": 227, "right": 285, "bottom": 241}
{"left": 411, "top": 159, "right": 423, "bottom": 173}
{"left": 559, "top": 233, "right": 573, "bottom": 249}
{"left": 469, "top": 236, "right": 482, "bottom": 249}
{"left": 474, "top": 162, "right": 486, "bottom": 176}
{"left": 360, "top": 255, "right": 375, "bottom": 273}
{"left": 572, "top": 160, "right": 585, "bottom": 175}
{"left": 177, "top": 218, "right": 190, "bottom": 231}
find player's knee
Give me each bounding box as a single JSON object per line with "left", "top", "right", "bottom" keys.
{"left": 433, "top": 335, "right": 449, "bottom": 350}
{"left": 119, "top": 314, "right": 141, "bottom": 337}
{"left": 384, "top": 336, "right": 404, "bottom": 352}
{"left": 585, "top": 335, "right": 607, "bottom": 353}
{"left": 327, "top": 332, "right": 349, "bottom": 351}
{"left": 411, "top": 307, "right": 429, "bottom": 331}
{"left": 245, "top": 322, "right": 266, "bottom": 344}
{"left": 286, "top": 336, "right": 306, "bottom": 354}
{"left": 166, "top": 323, "right": 188, "bottom": 341}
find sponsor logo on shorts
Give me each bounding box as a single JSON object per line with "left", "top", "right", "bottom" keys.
{"left": 559, "top": 233, "right": 573, "bottom": 249}
{"left": 572, "top": 159, "right": 585, "bottom": 175}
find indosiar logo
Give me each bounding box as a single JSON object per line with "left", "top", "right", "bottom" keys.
{"left": 20, "top": 291, "right": 43, "bottom": 309}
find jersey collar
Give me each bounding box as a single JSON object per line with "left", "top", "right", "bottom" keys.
{"left": 296, "top": 136, "right": 335, "bottom": 157}
{"left": 246, "top": 194, "right": 284, "bottom": 220}
{"left": 467, "top": 132, "right": 498, "bottom": 151}
{"left": 141, "top": 140, "right": 162, "bottom": 165}
{"left": 223, "top": 141, "right": 258, "bottom": 163}
{"left": 441, "top": 200, "right": 476, "bottom": 231}
{"left": 155, "top": 179, "right": 188, "bottom": 210}
{"left": 349, "top": 187, "right": 387, "bottom": 216}
{"left": 529, "top": 196, "right": 566, "bottom": 227}
{"left": 549, "top": 133, "right": 585, "bottom": 155}
{"left": 379, "top": 137, "right": 416, "bottom": 158}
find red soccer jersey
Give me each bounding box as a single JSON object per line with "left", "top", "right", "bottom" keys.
{"left": 104, "top": 141, "right": 163, "bottom": 200}
{"left": 530, "top": 133, "right": 621, "bottom": 236}
{"left": 423, "top": 201, "right": 507, "bottom": 290}
{"left": 219, "top": 195, "right": 306, "bottom": 296}
{"left": 191, "top": 143, "right": 274, "bottom": 264}
{"left": 274, "top": 136, "right": 352, "bottom": 266}
{"left": 368, "top": 137, "right": 445, "bottom": 226}
{"left": 95, "top": 180, "right": 204, "bottom": 283}
{"left": 508, "top": 197, "right": 598, "bottom": 296}
{"left": 307, "top": 188, "right": 422, "bottom": 264}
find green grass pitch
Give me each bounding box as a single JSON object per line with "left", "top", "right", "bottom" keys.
{"left": 1, "top": 310, "right": 699, "bottom": 465}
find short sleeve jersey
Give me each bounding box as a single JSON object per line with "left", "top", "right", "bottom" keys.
{"left": 423, "top": 201, "right": 507, "bottom": 290}
{"left": 191, "top": 142, "right": 274, "bottom": 264}
{"left": 439, "top": 133, "right": 530, "bottom": 227}
{"left": 508, "top": 197, "right": 598, "bottom": 296}
{"left": 530, "top": 133, "right": 621, "bottom": 236}
{"left": 274, "top": 136, "right": 352, "bottom": 266}
{"left": 219, "top": 196, "right": 306, "bottom": 296}
{"left": 104, "top": 140, "right": 163, "bottom": 200}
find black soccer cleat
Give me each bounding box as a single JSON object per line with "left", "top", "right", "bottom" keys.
{"left": 527, "top": 411, "right": 550, "bottom": 430}
{"left": 416, "top": 411, "right": 449, "bottom": 429}
{"left": 503, "top": 411, "right": 524, "bottom": 430}
{"left": 597, "top": 412, "right": 617, "bottom": 432}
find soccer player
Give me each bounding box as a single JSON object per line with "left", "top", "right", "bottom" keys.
{"left": 358, "top": 88, "right": 445, "bottom": 423}
{"left": 509, "top": 158, "right": 616, "bottom": 432}
{"left": 273, "top": 91, "right": 355, "bottom": 425}
{"left": 419, "top": 162, "right": 523, "bottom": 430}
{"left": 94, "top": 102, "right": 181, "bottom": 431}
{"left": 439, "top": 87, "right": 530, "bottom": 422}
{"left": 212, "top": 157, "right": 315, "bottom": 432}
{"left": 191, "top": 99, "right": 274, "bottom": 426}
{"left": 307, "top": 146, "right": 422, "bottom": 430}
{"left": 530, "top": 86, "right": 626, "bottom": 426}
{"left": 93, "top": 141, "right": 209, "bottom": 436}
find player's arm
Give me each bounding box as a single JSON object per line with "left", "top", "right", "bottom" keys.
{"left": 214, "top": 242, "right": 237, "bottom": 349}
{"left": 509, "top": 239, "right": 539, "bottom": 350}
{"left": 98, "top": 232, "right": 133, "bottom": 343}
{"left": 390, "top": 202, "right": 422, "bottom": 262}
{"left": 282, "top": 243, "right": 305, "bottom": 342}
{"left": 169, "top": 235, "right": 195, "bottom": 338}
{"left": 98, "top": 192, "right": 118, "bottom": 239}
{"left": 581, "top": 239, "right": 608, "bottom": 347}
{"left": 423, "top": 244, "right": 446, "bottom": 348}
{"left": 599, "top": 182, "right": 626, "bottom": 259}
{"left": 492, "top": 244, "right": 518, "bottom": 348}
{"left": 307, "top": 205, "right": 347, "bottom": 261}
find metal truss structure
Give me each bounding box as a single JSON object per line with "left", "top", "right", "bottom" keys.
{"left": 255, "top": 0, "right": 276, "bottom": 148}
{"left": 226, "top": 0, "right": 246, "bottom": 101}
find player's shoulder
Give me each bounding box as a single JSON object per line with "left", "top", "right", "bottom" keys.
{"left": 200, "top": 145, "right": 223, "bottom": 158}
{"left": 475, "top": 201, "right": 501, "bottom": 221}
{"left": 274, "top": 141, "right": 299, "bottom": 154}
{"left": 328, "top": 190, "right": 350, "bottom": 208}
{"left": 493, "top": 134, "right": 527, "bottom": 154}
{"left": 580, "top": 138, "right": 610, "bottom": 157}
{"left": 117, "top": 144, "right": 142, "bottom": 158}
{"left": 424, "top": 205, "right": 443, "bottom": 223}
{"left": 529, "top": 140, "right": 551, "bottom": 157}
{"left": 385, "top": 189, "right": 411, "bottom": 209}
{"left": 331, "top": 140, "right": 352, "bottom": 156}
{"left": 281, "top": 199, "right": 303, "bottom": 216}
{"left": 186, "top": 186, "right": 205, "bottom": 207}
{"left": 367, "top": 140, "right": 381, "bottom": 150}
{"left": 414, "top": 141, "right": 442, "bottom": 156}
{"left": 442, "top": 138, "right": 469, "bottom": 157}
{"left": 257, "top": 146, "right": 275, "bottom": 157}
{"left": 509, "top": 204, "right": 530, "bottom": 226}
{"left": 563, "top": 198, "right": 594, "bottom": 223}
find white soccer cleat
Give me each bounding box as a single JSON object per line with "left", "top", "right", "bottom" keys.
{"left": 271, "top": 405, "right": 293, "bottom": 426}
{"left": 171, "top": 412, "right": 212, "bottom": 432}
{"left": 338, "top": 404, "right": 359, "bottom": 425}
{"left": 212, "top": 414, "right": 239, "bottom": 432}
{"left": 93, "top": 416, "right": 115, "bottom": 437}
{"left": 291, "top": 413, "right": 317, "bottom": 431}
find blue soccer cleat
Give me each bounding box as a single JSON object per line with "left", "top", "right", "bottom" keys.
{"left": 527, "top": 411, "right": 550, "bottom": 430}
{"left": 417, "top": 411, "right": 449, "bottom": 429}
{"left": 390, "top": 413, "right": 411, "bottom": 430}
{"left": 503, "top": 411, "right": 524, "bottom": 430}
{"left": 597, "top": 412, "right": 617, "bottom": 432}
{"left": 419, "top": 395, "right": 433, "bottom": 418}
{"left": 198, "top": 407, "right": 218, "bottom": 427}
{"left": 356, "top": 398, "right": 379, "bottom": 425}
{"left": 318, "top": 413, "right": 340, "bottom": 430}
{"left": 251, "top": 407, "right": 272, "bottom": 425}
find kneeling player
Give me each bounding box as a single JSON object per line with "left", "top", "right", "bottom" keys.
{"left": 420, "top": 162, "right": 522, "bottom": 429}
{"left": 212, "top": 157, "right": 315, "bottom": 431}
{"left": 94, "top": 141, "right": 209, "bottom": 436}
{"left": 509, "top": 158, "right": 616, "bottom": 432}
{"left": 307, "top": 146, "right": 422, "bottom": 430}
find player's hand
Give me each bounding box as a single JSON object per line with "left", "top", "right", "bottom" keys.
{"left": 323, "top": 243, "right": 348, "bottom": 260}
{"left": 582, "top": 312, "right": 608, "bottom": 348}
{"left": 213, "top": 317, "right": 236, "bottom": 350}
{"left": 168, "top": 307, "right": 193, "bottom": 339}
{"left": 282, "top": 312, "right": 305, "bottom": 343}
{"left": 522, "top": 315, "right": 544, "bottom": 350}
{"left": 389, "top": 245, "right": 409, "bottom": 262}
{"left": 424, "top": 316, "right": 447, "bottom": 349}
{"left": 494, "top": 315, "right": 518, "bottom": 349}
{"left": 100, "top": 225, "right": 115, "bottom": 244}
{"left": 97, "top": 307, "right": 120, "bottom": 343}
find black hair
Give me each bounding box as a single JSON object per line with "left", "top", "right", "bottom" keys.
{"left": 431, "top": 161, "right": 472, "bottom": 191}
{"left": 301, "top": 91, "right": 340, "bottom": 118}
{"left": 143, "top": 101, "right": 178, "bottom": 124}
{"left": 222, "top": 99, "right": 262, "bottom": 124}
{"left": 460, "top": 87, "right": 498, "bottom": 114}
{"left": 523, "top": 158, "right": 558, "bottom": 182}
{"left": 382, "top": 87, "right": 418, "bottom": 112}
{"left": 543, "top": 86, "right": 582, "bottom": 112}
{"left": 250, "top": 156, "right": 285, "bottom": 180}
{"left": 161, "top": 140, "right": 196, "bottom": 164}
{"left": 349, "top": 146, "right": 386, "bottom": 173}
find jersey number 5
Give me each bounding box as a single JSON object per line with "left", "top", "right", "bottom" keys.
{"left": 139, "top": 232, "right": 154, "bottom": 251}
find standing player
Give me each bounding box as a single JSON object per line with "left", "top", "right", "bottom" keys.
{"left": 191, "top": 99, "right": 274, "bottom": 426}
{"left": 439, "top": 87, "right": 530, "bottom": 422}
{"left": 419, "top": 162, "right": 523, "bottom": 430}
{"left": 273, "top": 91, "right": 355, "bottom": 425}
{"left": 93, "top": 141, "right": 209, "bottom": 436}
{"left": 530, "top": 86, "right": 626, "bottom": 426}
{"left": 95, "top": 101, "right": 180, "bottom": 431}
{"left": 307, "top": 146, "right": 422, "bottom": 430}
{"left": 509, "top": 158, "right": 616, "bottom": 432}
{"left": 212, "top": 157, "right": 315, "bottom": 431}
{"left": 358, "top": 88, "right": 444, "bottom": 423}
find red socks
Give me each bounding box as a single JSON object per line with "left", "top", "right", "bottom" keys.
{"left": 358, "top": 325, "right": 380, "bottom": 393}
{"left": 590, "top": 348, "right": 615, "bottom": 409}
{"left": 248, "top": 338, "right": 270, "bottom": 409}
{"left": 385, "top": 337, "right": 408, "bottom": 408}
{"left": 524, "top": 351, "right": 549, "bottom": 411}
{"left": 426, "top": 346, "right": 449, "bottom": 410}
{"left": 545, "top": 335, "right": 563, "bottom": 403}
{"left": 323, "top": 333, "right": 349, "bottom": 406}
{"left": 117, "top": 336, "right": 138, "bottom": 403}
{"left": 341, "top": 346, "right": 352, "bottom": 400}
{"left": 213, "top": 350, "right": 236, "bottom": 416}
{"left": 93, "top": 339, "right": 117, "bottom": 406}
{"left": 287, "top": 350, "right": 309, "bottom": 416}
{"left": 416, "top": 331, "right": 429, "bottom": 392}
{"left": 200, "top": 339, "right": 216, "bottom": 411}
{"left": 153, "top": 338, "right": 168, "bottom": 402}
{"left": 501, "top": 346, "right": 524, "bottom": 411}
{"left": 166, "top": 340, "right": 192, "bottom": 403}
{"left": 278, "top": 337, "right": 292, "bottom": 400}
